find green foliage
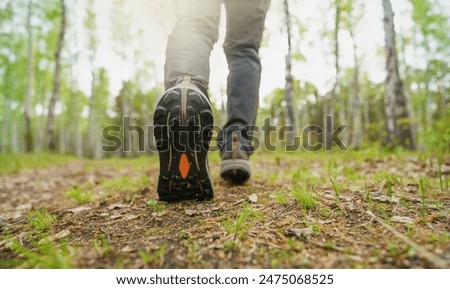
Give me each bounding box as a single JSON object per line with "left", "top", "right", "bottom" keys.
{"left": 424, "top": 110, "right": 450, "bottom": 156}
{"left": 274, "top": 191, "right": 289, "bottom": 205}
{"left": 147, "top": 199, "right": 165, "bottom": 212}
{"left": 65, "top": 187, "right": 94, "bottom": 204}
{"left": 93, "top": 234, "right": 113, "bottom": 256}
{"left": 418, "top": 178, "right": 429, "bottom": 212}
{"left": 291, "top": 185, "right": 317, "bottom": 210}
{"left": 4, "top": 234, "right": 74, "bottom": 269}
{"left": 0, "top": 153, "right": 75, "bottom": 174}
{"left": 222, "top": 205, "right": 263, "bottom": 241}
{"left": 101, "top": 176, "right": 149, "bottom": 195}
{"left": 139, "top": 244, "right": 167, "bottom": 265}
{"left": 28, "top": 209, "right": 57, "bottom": 232}
{"left": 330, "top": 178, "right": 341, "bottom": 201}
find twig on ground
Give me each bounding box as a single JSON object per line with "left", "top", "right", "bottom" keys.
{"left": 230, "top": 199, "right": 246, "bottom": 207}
{"left": 267, "top": 203, "right": 294, "bottom": 226}
{"left": 366, "top": 210, "right": 449, "bottom": 268}
{"left": 100, "top": 227, "right": 111, "bottom": 244}
{"left": 352, "top": 217, "right": 374, "bottom": 228}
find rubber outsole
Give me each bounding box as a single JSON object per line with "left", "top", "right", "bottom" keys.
{"left": 220, "top": 159, "right": 251, "bottom": 184}
{"left": 153, "top": 85, "right": 214, "bottom": 202}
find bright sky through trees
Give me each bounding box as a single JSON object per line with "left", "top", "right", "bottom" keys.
{"left": 73, "top": 0, "right": 448, "bottom": 108}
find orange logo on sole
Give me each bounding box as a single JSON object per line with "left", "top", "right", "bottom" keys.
{"left": 179, "top": 153, "right": 190, "bottom": 179}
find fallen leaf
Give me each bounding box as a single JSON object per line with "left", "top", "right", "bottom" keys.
{"left": 287, "top": 227, "right": 314, "bottom": 239}
{"left": 125, "top": 215, "right": 138, "bottom": 221}
{"left": 185, "top": 209, "right": 197, "bottom": 217}
{"left": 54, "top": 230, "right": 71, "bottom": 240}
{"left": 248, "top": 194, "right": 258, "bottom": 204}
{"left": 69, "top": 206, "right": 90, "bottom": 213}
{"left": 392, "top": 216, "right": 414, "bottom": 224}
{"left": 121, "top": 245, "right": 134, "bottom": 253}
{"left": 372, "top": 195, "right": 399, "bottom": 203}
{"left": 318, "top": 219, "right": 333, "bottom": 224}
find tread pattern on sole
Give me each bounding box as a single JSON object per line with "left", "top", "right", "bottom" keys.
{"left": 154, "top": 86, "right": 214, "bottom": 202}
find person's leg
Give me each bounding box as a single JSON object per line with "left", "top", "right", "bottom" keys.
{"left": 155, "top": 0, "right": 220, "bottom": 201}
{"left": 219, "top": 0, "right": 270, "bottom": 183}
{"left": 165, "top": 0, "right": 221, "bottom": 95}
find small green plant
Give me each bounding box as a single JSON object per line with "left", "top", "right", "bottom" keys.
{"left": 330, "top": 178, "right": 340, "bottom": 201}
{"left": 387, "top": 242, "right": 400, "bottom": 257}
{"left": 224, "top": 240, "right": 238, "bottom": 252}
{"left": 8, "top": 238, "right": 73, "bottom": 268}
{"left": 102, "top": 176, "right": 149, "bottom": 195}
{"left": 437, "top": 159, "right": 446, "bottom": 193}
{"left": 178, "top": 230, "right": 189, "bottom": 239}
{"left": 292, "top": 185, "right": 317, "bottom": 210}
{"left": 28, "top": 210, "right": 57, "bottom": 232}
{"left": 419, "top": 178, "right": 428, "bottom": 212}
{"left": 147, "top": 199, "right": 166, "bottom": 212}
{"left": 93, "top": 234, "right": 114, "bottom": 256}
{"left": 365, "top": 189, "right": 373, "bottom": 207}
{"left": 311, "top": 223, "right": 321, "bottom": 235}
{"left": 222, "top": 205, "right": 262, "bottom": 240}
{"left": 385, "top": 179, "right": 394, "bottom": 198}
{"left": 291, "top": 171, "right": 301, "bottom": 183}
{"left": 65, "top": 187, "right": 94, "bottom": 204}
{"left": 323, "top": 241, "right": 335, "bottom": 250}
{"left": 139, "top": 244, "right": 167, "bottom": 264}
{"left": 269, "top": 249, "right": 290, "bottom": 268}
{"left": 320, "top": 207, "right": 331, "bottom": 218}
{"left": 274, "top": 192, "right": 289, "bottom": 205}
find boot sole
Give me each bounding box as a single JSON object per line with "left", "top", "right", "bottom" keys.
{"left": 220, "top": 159, "right": 251, "bottom": 184}
{"left": 153, "top": 85, "right": 214, "bottom": 201}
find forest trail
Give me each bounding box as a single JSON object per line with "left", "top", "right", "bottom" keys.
{"left": 0, "top": 152, "right": 449, "bottom": 268}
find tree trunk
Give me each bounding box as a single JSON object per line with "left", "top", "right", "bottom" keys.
{"left": 382, "top": 0, "right": 415, "bottom": 149}
{"left": 283, "top": 0, "right": 296, "bottom": 145}
{"left": 1, "top": 63, "right": 10, "bottom": 153}
{"left": 423, "top": 40, "right": 432, "bottom": 133}
{"left": 24, "top": 0, "right": 34, "bottom": 153}
{"left": 46, "top": 0, "right": 66, "bottom": 152}
{"left": 329, "top": 0, "right": 340, "bottom": 119}
{"left": 325, "top": 0, "right": 341, "bottom": 149}
{"left": 349, "top": 29, "right": 362, "bottom": 149}
{"left": 87, "top": 71, "right": 98, "bottom": 158}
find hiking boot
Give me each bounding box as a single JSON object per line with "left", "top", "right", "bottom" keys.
{"left": 153, "top": 76, "right": 214, "bottom": 201}
{"left": 220, "top": 132, "right": 251, "bottom": 184}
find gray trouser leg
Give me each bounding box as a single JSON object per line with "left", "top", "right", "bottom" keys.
{"left": 164, "top": 0, "right": 270, "bottom": 155}
{"left": 164, "top": 0, "right": 221, "bottom": 95}
{"left": 217, "top": 0, "right": 270, "bottom": 155}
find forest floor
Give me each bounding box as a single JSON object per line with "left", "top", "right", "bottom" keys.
{"left": 0, "top": 151, "right": 449, "bottom": 269}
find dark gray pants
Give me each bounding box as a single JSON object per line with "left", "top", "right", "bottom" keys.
{"left": 165, "top": 0, "right": 270, "bottom": 154}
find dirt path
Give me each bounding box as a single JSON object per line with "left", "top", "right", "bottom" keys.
{"left": 0, "top": 153, "right": 449, "bottom": 268}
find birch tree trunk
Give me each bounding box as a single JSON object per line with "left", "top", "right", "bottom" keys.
{"left": 24, "top": 0, "right": 34, "bottom": 152}
{"left": 325, "top": 0, "right": 341, "bottom": 149}
{"left": 46, "top": 0, "right": 66, "bottom": 151}
{"left": 350, "top": 29, "right": 362, "bottom": 149}
{"left": 85, "top": 1, "right": 100, "bottom": 158}
{"left": 283, "top": 0, "right": 296, "bottom": 145}
{"left": 382, "top": 0, "right": 415, "bottom": 149}
{"left": 329, "top": 0, "right": 340, "bottom": 119}
{"left": 2, "top": 63, "right": 10, "bottom": 153}
{"left": 87, "top": 72, "right": 99, "bottom": 158}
